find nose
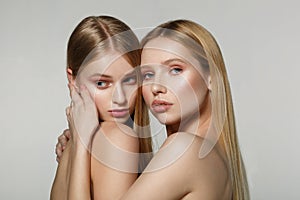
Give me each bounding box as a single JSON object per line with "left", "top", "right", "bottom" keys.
{"left": 151, "top": 82, "right": 167, "bottom": 95}
{"left": 112, "top": 83, "right": 127, "bottom": 105}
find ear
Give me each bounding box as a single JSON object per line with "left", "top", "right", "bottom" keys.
{"left": 207, "top": 75, "right": 212, "bottom": 91}
{"left": 66, "top": 68, "right": 75, "bottom": 84}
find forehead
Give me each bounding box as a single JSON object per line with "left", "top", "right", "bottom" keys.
{"left": 141, "top": 37, "right": 198, "bottom": 67}
{"left": 78, "top": 52, "right": 134, "bottom": 78}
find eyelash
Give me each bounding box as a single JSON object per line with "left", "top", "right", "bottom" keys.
{"left": 96, "top": 80, "right": 111, "bottom": 89}
{"left": 143, "top": 72, "right": 154, "bottom": 80}
{"left": 122, "top": 76, "right": 137, "bottom": 85}
{"left": 170, "top": 67, "right": 182, "bottom": 75}
{"left": 141, "top": 65, "right": 183, "bottom": 80}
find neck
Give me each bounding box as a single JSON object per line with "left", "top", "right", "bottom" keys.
{"left": 166, "top": 92, "right": 212, "bottom": 138}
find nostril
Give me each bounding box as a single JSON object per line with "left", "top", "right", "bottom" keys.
{"left": 151, "top": 83, "right": 166, "bottom": 94}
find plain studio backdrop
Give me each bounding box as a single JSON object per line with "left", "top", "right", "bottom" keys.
{"left": 0, "top": 0, "right": 299, "bottom": 199}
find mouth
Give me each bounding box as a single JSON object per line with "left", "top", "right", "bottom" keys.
{"left": 108, "top": 108, "right": 130, "bottom": 118}
{"left": 151, "top": 99, "right": 173, "bottom": 113}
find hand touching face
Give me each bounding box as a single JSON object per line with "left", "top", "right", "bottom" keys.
{"left": 75, "top": 52, "right": 138, "bottom": 124}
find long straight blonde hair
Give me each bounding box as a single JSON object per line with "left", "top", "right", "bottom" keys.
{"left": 141, "top": 20, "right": 249, "bottom": 200}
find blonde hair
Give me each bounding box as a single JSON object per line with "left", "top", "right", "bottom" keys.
{"left": 141, "top": 20, "right": 249, "bottom": 199}
{"left": 67, "top": 15, "right": 152, "bottom": 171}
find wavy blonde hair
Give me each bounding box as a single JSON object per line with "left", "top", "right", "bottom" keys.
{"left": 141, "top": 20, "right": 249, "bottom": 199}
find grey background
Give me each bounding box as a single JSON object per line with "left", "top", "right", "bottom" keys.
{"left": 0, "top": 0, "right": 299, "bottom": 199}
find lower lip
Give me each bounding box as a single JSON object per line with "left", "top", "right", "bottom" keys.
{"left": 109, "top": 110, "right": 129, "bottom": 118}
{"left": 151, "top": 104, "right": 172, "bottom": 113}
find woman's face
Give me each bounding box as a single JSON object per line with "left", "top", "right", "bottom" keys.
{"left": 74, "top": 52, "right": 137, "bottom": 123}
{"left": 141, "top": 37, "right": 210, "bottom": 126}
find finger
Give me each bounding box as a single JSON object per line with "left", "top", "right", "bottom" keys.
{"left": 55, "top": 143, "right": 62, "bottom": 157}
{"left": 70, "top": 84, "right": 82, "bottom": 105}
{"left": 58, "top": 135, "right": 68, "bottom": 147}
{"left": 80, "top": 85, "right": 94, "bottom": 105}
{"left": 63, "top": 129, "right": 71, "bottom": 140}
{"left": 65, "top": 106, "right": 71, "bottom": 117}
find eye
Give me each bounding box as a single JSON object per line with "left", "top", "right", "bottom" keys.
{"left": 122, "top": 76, "right": 137, "bottom": 85}
{"left": 96, "top": 81, "right": 111, "bottom": 89}
{"left": 170, "top": 67, "right": 182, "bottom": 75}
{"left": 143, "top": 72, "right": 154, "bottom": 80}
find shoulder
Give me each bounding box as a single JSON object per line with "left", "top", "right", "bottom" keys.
{"left": 90, "top": 122, "right": 139, "bottom": 199}
{"left": 144, "top": 132, "right": 229, "bottom": 197}
{"left": 93, "top": 121, "right": 138, "bottom": 153}
{"left": 90, "top": 121, "right": 139, "bottom": 173}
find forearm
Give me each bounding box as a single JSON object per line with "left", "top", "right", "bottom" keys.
{"left": 68, "top": 141, "right": 92, "bottom": 200}
{"left": 50, "top": 142, "right": 72, "bottom": 200}
{"left": 51, "top": 141, "right": 92, "bottom": 200}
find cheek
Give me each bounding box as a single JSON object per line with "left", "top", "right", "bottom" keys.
{"left": 128, "top": 90, "right": 137, "bottom": 109}
{"left": 94, "top": 92, "right": 110, "bottom": 117}
{"left": 123, "top": 85, "right": 137, "bottom": 100}
{"left": 142, "top": 85, "right": 152, "bottom": 106}
{"left": 170, "top": 75, "right": 207, "bottom": 111}
{"left": 188, "top": 75, "right": 208, "bottom": 108}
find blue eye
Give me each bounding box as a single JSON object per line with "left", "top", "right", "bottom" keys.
{"left": 170, "top": 68, "right": 182, "bottom": 75}
{"left": 122, "top": 76, "right": 137, "bottom": 85}
{"left": 143, "top": 72, "right": 154, "bottom": 80}
{"left": 96, "top": 81, "right": 111, "bottom": 88}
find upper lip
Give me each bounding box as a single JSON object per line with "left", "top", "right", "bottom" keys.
{"left": 151, "top": 99, "right": 173, "bottom": 106}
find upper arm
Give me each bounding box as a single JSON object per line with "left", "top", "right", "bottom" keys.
{"left": 90, "top": 122, "right": 139, "bottom": 200}
{"left": 121, "top": 132, "right": 229, "bottom": 200}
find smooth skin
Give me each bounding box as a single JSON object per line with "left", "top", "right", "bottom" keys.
{"left": 51, "top": 53, "right": 140, "bottom": 200}
{"left": 54, "top": 37, "right": 232, "bottom": 199}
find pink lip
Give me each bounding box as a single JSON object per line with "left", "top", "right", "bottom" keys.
{"left": 108, "top": 108, "right": 130, "bottom": 118}
{"left": 151, "top": 100, "right": 173, "bottom": 113}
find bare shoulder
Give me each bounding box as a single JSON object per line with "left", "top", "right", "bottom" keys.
{"left": 90, "top": 121, "right": 139, "bottom": 176}
{"left": 143, "top": 132, "right": 231, "bottom": 199}
{"left": 92, "top": 121, "right": 138, "bottom": 153}
{"left": 90, "top": 122, "right": 139, "bottom": 199}
{"left": 90, "top": 122, "right": 139, "bottom": 172}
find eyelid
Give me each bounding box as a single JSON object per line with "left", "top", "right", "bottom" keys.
{"left": 169, "top": 66, "right": 183, "bottom": 75}
{"left": 142, "top": 71, "right": 155, "bottom": 80}
{"left": 122, "top": 75, "right": 137, "bottom": 84}
{"left": 96, "top": 80, "right": 112, "bottom": 89}
{"left": 122, "top": 74, "right": 136, "bottom": 80}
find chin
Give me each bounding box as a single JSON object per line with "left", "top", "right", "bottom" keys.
{"left": 113, "top": 117, "right": 129, "bottom": 124}
{"left": 155, "top": 114, "right": 180, "bottom": 126}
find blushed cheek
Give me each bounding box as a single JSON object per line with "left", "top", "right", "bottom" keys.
{"left": 170, "top": 79, "right": 201, "bottom": 114}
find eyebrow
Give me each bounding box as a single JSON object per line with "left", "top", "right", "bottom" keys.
{"left": 141, "top": 58, "right": 187, "bottom": 68}
{"left": 89, "top": 73, "right": 113, "bottom": 79}
{"left": 161, "top": 58, "right": 187, "bottom": 66}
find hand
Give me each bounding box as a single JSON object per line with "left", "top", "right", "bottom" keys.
{"left": 67, "top": 84, "right": 99, "bottom": 149}
{"left": 55, "top": 129, "right": 71, "bottom": 163}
